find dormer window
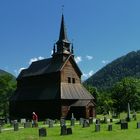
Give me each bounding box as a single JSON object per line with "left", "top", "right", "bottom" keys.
{"left": 68, "top": 77, "right": 71, "bottom": 83}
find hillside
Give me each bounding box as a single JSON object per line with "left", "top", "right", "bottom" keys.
{"left": 0, "top": 69, "right": 16, "bottom": 79}
{"left": 85, "top": 50, "right": 140, "bottom": 90}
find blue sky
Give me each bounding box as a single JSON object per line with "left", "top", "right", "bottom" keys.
{"left": 0, "top": 0, "right": 140, "bottom": 80}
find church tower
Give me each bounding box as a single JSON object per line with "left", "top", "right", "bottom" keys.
{"left": 53, "top": 14, "right": 72, "bottom": 56}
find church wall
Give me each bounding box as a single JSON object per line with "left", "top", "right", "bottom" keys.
{"left": 61, "top": 60, "right": 81, "bottom": 83}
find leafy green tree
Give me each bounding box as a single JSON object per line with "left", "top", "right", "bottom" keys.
{"left": 111, "top": 77, "right": 140, "bottom": 113}
{"left": 0, "top": 74, "right": 16, "bottom": 118}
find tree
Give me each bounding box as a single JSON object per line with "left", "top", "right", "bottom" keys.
{"left": 111, "top": 77, "right": 140, "bottom": 113}
{"left": 0, "top": 74, "right": 16, "bottom": 118}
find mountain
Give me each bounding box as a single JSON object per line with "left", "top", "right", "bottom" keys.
{"left": 0, "top": 69, "right": 16, "bottom": 79}
{"left": 85, "top": 50, "right": 140, "bottom": 91}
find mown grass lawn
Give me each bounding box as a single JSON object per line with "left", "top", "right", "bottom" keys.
{"left": 1, "top": 113, "right": 140, "bottom": 140}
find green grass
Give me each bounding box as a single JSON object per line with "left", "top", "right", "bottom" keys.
{"left": 1, "top": 113, "right": 140, "bottom": 140}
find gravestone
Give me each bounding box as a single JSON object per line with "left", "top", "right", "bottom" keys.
{"left": 67, "top": 128, "right": 72, "bottom": 135}
{"left": 0, "top": 125, "right": 2, "bottom": 133}
{"left": 61, "top": 125, "right": 67, "bottom": 135}
{"left": 103, "top": 116, "right": 107, "bottom": 123}
{"left": 89, "top": 117, "right": 93, "bottom": 124}
{"left": 20, "top": 118, "right": 26, "bottom": 124}
{"left": 126, "top": 103, "right": 131, "bottom": 122}
{"left": 46, "top": 119, "right": 50, "bottom": 125}
{"left": 71, "top": 118, "right": 75, "bottom": 126}
{"left": 137, "top": 122, "right": 140, "bottom": 129}
{"left": 48, "top": 120, "right": 54, "bottom": 128}
{"left": 108, "top": 124, "right": 112, "bottom": 131}
{"left": 24, "top": 122, "right": 32, "bottom": 128}
{"left": 95, "top": 124, "right": 100, "bottom": 132}
{"left": 60, "top": 117, "right": 66, "bottom": 127}
{"left": 133, "top": 111, "right": 137, "bottom": 121}
{"left": 96, "top": 119, "right": 100, "bottom": 124}
{"left": 79, "top": 118, "right": 84, "bottom": 125}
{"left": 83, "top": 119, "right": 90, "bottom": 128}
{"left": 110, "top": 118, "right": 113, "bottom": 123}
{"left": 14, "top": 122, "right": 19, "bottom": 131}
{"left": 121, "top": 122, "right": 128, "bottom": 129}
{"left": 39, "top": 128, "right": 47, "bottom": 137}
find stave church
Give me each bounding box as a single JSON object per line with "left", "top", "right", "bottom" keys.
{"left": 9, "top": 14, "right": 95, "bottom": 120}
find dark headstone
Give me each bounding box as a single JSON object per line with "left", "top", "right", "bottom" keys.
{"left": 83, "top": 119, "right": 90, "bottom": 128}
{"left": 67, "top": 128, "right": 72, "bottom": 135}
{"left": 110, "top": 118, "right": 113, "bottom": 123}
{"left": 96, "top": 119, "right": 100, "bottom": 124}
{"left": 108, "top": 124, "right": 112, "bottom": 131}
{"left": 39, "top": 128, "right": 47, "bottom": 137}
{"left": 0, "top": 125, "right": 2, "bottom": 133}
{"left": 89, "top": 117, "right": 93, "bottom": 124}
{"left": 61, "top": 125, "right": 67, "bottom": 135}
{"left": 24, "top": 122, "right": 32, "bottom": 128}
{"left": 103, "top": 116, "right": 107, "bottom": 123}
{"left": 137, "top": 122, "right": 140, "bottom": 129}
{"left": 133, "top": 112, "right": 137, "bottom": 121}
{"left": 14, "top": 122, "right": 19, "bottom": 131}
{"left": 121, "top": 122, "right": 128, "bottom": 129}
{"left": 95, "top": 124, "right": 100, "bottom": 132}
{"left": 126, "top": 103, "right": 131, "bottom": 122}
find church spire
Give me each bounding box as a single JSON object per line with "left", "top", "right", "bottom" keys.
{"left": 55, "top": 14, "right": 71, "bottom": 55}
{"left": 57, "top": 14, "right": 70, "bottom": 43}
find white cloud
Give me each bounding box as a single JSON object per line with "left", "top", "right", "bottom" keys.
{"left": 83, "top": 70, "right": 94, "bottom": 79}
{"left": 88, "top": 70, "right": 94, "bottom": 76}
{"left": 29, "top": 56, "right": 44, "bottom": 64}
{"left": 75, "top": 56, "right": 82, "bottom": 63}
{"left": 18, "top": 67, "right": 26, "bottom": 73}
{"left": 102, "top": 60, "right": 109, "bottom": 64}
{"left": 86, "top": 55, "right": 93, "bottom": 60}
{"left": 14, "top": 67, "right": 26, "bottom": 76}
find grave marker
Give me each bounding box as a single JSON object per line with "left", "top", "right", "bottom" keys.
{"left": 108, "top": 124, "right": 112, "bottom": 131}
{"left": 61, "top": 125, "right": 67, "bottom": 135}
{"left": 39, "top": 128, "right": 47, "bottom": 137}
{"left": 14, "top": 122, "right": 19, "bottom": 131}
{"left": 95, "top": 124, "right": 100, "bottom": 132}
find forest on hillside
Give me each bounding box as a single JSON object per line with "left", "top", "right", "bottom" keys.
{"left": 85, "top": 50, "right": 140, "bottom": 91}
{"left": 84, "top": 50, "right": 140, "bottom": 115}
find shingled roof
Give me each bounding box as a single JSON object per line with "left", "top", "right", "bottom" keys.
{"left": 61, "top": 83, "right": 94, "bottom": 99}
{"left": 18, "top": 54, "right": 82, "bottom": 79}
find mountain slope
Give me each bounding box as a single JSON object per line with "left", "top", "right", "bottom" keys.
{"left": 85, "top": 50, "right": 140, "bottom": 90}
{"left": 0, "top": 69, "right": 16, "bottom": 79}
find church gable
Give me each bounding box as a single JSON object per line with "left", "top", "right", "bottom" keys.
{"left": 61, "top": 57, "right": 81, "bottom": 83}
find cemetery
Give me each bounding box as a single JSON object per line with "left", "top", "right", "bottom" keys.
{"left": 0, "top": 112, "right": 140, "bottom": 140}
{"left": 1, "top": 1, "right": 140, "bottom": 140}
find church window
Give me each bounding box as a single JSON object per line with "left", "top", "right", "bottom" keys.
{"left": 68, "top": 77, "right": 71, "bottom": 83}
{"left": 72, "top": 78, "right": 75, "bottom": 83}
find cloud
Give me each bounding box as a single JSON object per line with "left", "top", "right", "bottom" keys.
{"left": 18, "top": 67, "right": 26, "bottom": 73}
{"left": 102, "top": 60, "right": 109, "bottom": 64}
{"left": 75, "top": 56, "right": 82, "bottom": 63}
{"left": 83, "top": 70, "right": 94, "bottom": 78}
{"left": 29, "top": 56, "right": 44, "bottom": 64}
{"left": 14, "top": 67, "right": 26, "bottom": 76}
{"left": 86, "top": 55, "right": 93, "bottom": 60}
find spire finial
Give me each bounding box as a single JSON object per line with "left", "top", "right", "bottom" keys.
{"left": 62, "top": 5, "right": 64, "bottom": 14}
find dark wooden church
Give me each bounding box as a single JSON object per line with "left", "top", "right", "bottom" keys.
{"left": 9, "top": 15, "right": 95, "bottom": 120}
